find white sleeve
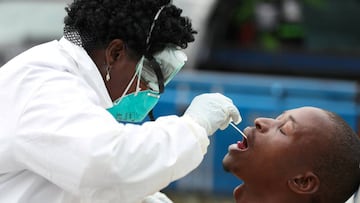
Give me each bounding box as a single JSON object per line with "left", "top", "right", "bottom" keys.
{"left": 13, "top": 72, "right": 209, "bottom": 203}
{"left": 346, "top": 186, "right": 360, "bottom": 203}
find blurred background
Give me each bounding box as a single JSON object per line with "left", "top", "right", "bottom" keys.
{"left": 1, "top": 0, "right": 360, "bottom": 202}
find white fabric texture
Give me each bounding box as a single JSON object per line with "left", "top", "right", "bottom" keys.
{"left": 0, "top": 37, "right": 209, "bottom": 203}
{"left": 141, "top": 192, "right": 173, "bottom": 203}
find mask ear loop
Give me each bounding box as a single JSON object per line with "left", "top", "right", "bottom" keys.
{"left": 134, "top": 57, "right": 143, "bottom": 96}
{"left": 114, "top": 60, "right": 141, "bottom": 105}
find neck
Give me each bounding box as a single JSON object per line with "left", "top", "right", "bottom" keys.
{"left": 234, "top": 184, "right": 266, "bottom": 203}
{"left": 234, "top": 183, "right": 308, "bottom": 203}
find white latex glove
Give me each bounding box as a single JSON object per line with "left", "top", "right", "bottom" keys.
{"left": 142, "top": 192, "right": 173, "bottom": 203}
{"left": 183, "top": 93, "right": 242, "bottom": 135}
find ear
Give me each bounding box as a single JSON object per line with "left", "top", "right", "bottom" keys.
{"left": 288, "top": 171, "right": 320, "bottom": 194}
{"left": 105, "top": 39, "right": 125, "bottom": 65}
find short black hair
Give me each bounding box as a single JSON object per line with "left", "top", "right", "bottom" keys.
{"left": 312, "top": 110, "right": 360, "bottom": 203}
{"left": 64, "top": 0, "right": 196, "bottom": 56}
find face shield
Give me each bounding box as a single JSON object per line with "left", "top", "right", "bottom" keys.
{"left": 137, "top": 46, "right": 187, "bottom": 93}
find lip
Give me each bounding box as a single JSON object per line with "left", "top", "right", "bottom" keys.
{"left": 228, "top": 127, "right": 252, "bottom": 152}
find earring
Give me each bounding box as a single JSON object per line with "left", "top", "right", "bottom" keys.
{"left": 105, "top": 65, "right": 112, "bottom": 81}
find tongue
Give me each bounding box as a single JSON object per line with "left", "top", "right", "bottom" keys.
{"left": 237, "top": 141, "right": 246, "bottom": 149}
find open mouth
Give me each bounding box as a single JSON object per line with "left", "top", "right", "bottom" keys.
{"left": 237, "top": 137, "right": 248, "bottom": 150}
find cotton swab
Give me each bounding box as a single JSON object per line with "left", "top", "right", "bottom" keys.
{"left": 229, "top": 122, "right": 247, "bottom": 140}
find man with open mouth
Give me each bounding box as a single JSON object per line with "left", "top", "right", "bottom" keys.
{"left": 223, "top": 106, "right": 360, "bottom": 203}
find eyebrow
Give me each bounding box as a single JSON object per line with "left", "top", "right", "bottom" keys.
{"left": 289, "top": 115, "right": 297, "bottom": 123}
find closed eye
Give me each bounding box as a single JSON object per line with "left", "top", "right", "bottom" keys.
{"left": 278, "top": 121, "right": 287, "bottom": 135}
{"left": 279, "top": 128, "right": 286, "bottom": 135}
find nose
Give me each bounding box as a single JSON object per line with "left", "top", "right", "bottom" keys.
{"left": 254, "top": 117, "right": 275, "bottom": 133}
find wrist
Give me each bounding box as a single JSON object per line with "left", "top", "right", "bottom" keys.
{"left": 181, "top": 115, "right": 210, "bottom": 155}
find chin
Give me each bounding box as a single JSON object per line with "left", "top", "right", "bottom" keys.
{"left": 222, "top": 162, "right": 231, "bottom": 172}
{"left": 222, "top": 155, "right": 232, "bottom": 172}
{"left": 222, "top": 159, "right": 240, "bottom": 174}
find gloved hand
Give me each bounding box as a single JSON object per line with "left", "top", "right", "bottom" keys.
{"left": 142, "top": 192, "right": 173, "bottom": 203}
{"left": 184, "top": 93, "right": 241, "bottom": 135}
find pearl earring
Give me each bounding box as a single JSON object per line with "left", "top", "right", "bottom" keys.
{"left": 105, "top": 65, "right": 111, "bottom": 81}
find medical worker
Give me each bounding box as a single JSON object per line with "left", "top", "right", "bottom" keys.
{"left": 0, "top": 0, "right": 241, "bottom": 203}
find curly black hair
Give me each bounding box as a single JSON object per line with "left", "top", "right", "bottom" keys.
{"left": 64, "top": 0, "right": 196, "bottom": 57}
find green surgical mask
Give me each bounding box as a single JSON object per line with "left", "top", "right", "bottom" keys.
{"left": 107, "top": 56, "right": 161, "bottom": 123}
{"left": 107, "top": 90, "right": 160, "bottom": 122}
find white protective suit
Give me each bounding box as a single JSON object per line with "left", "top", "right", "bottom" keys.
{"left": 346, "top": 186, "right": 360, "bottom": 203}
{"left": 0, "top": 37, "right": 210, "bottom": 203}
